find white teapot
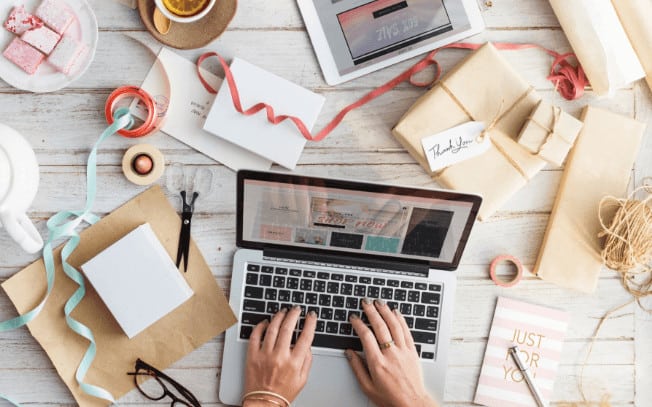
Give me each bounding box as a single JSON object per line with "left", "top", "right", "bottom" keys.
{"left": 0, "top": 123, "right": 43, "bottom": 253}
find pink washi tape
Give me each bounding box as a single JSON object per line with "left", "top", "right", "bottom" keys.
{"left": 489, "top": 255, "right": 524, "bottom": 287}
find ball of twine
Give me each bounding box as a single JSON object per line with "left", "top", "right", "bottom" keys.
{"left": 598, "top": 185, "right": 652, "bottom": 303}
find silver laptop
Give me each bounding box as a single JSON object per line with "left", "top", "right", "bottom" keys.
{"left": 296, "top": 0, "right": 485, "bottom": 85}
{"left": 220, "top": 170, "right": 481, "bottom": 406}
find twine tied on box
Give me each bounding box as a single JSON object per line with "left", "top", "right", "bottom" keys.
{"left": 439, "top": 82, "right": 536, "bottom": 180}
{"left": 525, "top": 105, "right": 575, "bottom": 155}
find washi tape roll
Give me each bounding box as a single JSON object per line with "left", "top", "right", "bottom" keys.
{"left": 122, "top": 144, "right": 165, "bottom": 185}
{"left": 489, "top": 255, "right": 524, "bottom": 287}
{"left": 105, "top": 86, "right": 159, "bottom": 138}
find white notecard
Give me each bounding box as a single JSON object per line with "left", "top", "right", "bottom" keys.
{"left": 81, "top": 223, "right": 194, "bottom": 339}
{"left": 203, "top": 57, "right": 325, "bottom": 170}
{"left": 421, "top": 121, "right": 490, "bottom": 171}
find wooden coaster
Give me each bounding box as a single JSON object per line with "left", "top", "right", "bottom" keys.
{"left": 137, "top": 0, "right": 237, "bottom": 50}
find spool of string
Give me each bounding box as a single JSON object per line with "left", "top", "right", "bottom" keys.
{"left": 561, "top": 183, "right": 652, "bottom": 407}
{"left": 598, "top": 185, "right": 652, "bottom": 302}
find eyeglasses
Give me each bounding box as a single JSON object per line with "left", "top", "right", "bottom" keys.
{"left": 127, "top": 358, "right": 201, "bottom": 407}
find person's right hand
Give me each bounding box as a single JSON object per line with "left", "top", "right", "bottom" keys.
{"left": 346, "top": 298, "right": 439, "bottom": 407}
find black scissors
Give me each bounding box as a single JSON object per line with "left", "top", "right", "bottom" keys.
{"left": 176, "top": 190, "right": 198, "bottom": 272}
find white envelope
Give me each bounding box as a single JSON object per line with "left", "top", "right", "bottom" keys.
{"left": 203, "top": 57, "right": 325, "bottom": 170}
{"left": 137, "top": 48, "right": 272, "bottom": 171}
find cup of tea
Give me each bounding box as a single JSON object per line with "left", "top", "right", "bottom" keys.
{"left": 154, "top": 0, "right": 216, "bottom": 23}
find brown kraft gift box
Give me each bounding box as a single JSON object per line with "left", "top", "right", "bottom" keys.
{"left": 516, "top": 99, "right": 583, "bottom": 167}
{"left": 392, "top": 42, "right": 545, "bottom": 220}
{"left": 534, "top": 106, "right": 645, "bottom": 293}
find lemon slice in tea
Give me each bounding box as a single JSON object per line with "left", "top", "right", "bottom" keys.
{"left": 161, "top": 0, "right": 210, "bottom": 17}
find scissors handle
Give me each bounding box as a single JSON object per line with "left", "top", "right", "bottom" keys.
{"left": 176, "top": 191, "right": 198, "bottom": 272}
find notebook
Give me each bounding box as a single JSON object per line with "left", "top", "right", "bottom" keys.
{"left": 81, "top": 223, "right": 194, "bottom": 339}
{"left": 474, "top": 297, "right": 570, "bottom": 407}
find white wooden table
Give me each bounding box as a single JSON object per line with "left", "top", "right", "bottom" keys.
{"left": 1, "top": 1, "right": 651, "bottom": 406}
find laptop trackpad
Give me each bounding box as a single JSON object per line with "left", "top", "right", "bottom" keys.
{"left": 295, "top": 354, "right": 369, "bottom": 407}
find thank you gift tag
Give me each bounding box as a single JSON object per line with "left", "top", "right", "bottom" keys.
{"left": 421, "top": 121, "right": 490, "bottom": 172}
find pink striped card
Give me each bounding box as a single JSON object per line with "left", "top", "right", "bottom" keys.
{"left": 474, "top": 297, "right": 570, "bottom": 407}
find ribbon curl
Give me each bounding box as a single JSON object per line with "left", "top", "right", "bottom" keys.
{"left": 196, "top": 42, "right": 588, "bottom": 144}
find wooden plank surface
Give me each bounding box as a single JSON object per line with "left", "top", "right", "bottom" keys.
{"left": 0, "top": 0, "right": 649, "bottom": 405}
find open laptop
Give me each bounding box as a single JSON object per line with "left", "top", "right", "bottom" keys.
{"left": 296, "top": 0, "right": 485, "bottom": 85}
{"left": 220, "top": 170, "right": 481, "bottom": 406}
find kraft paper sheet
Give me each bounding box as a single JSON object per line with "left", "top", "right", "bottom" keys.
{"left": 534, "top": 106, "right": 645, "bottom": 293}
{"left": 548, "top": 0, "right": 645, "bottom": 96}
{"left": 1, "top": 186, "right": 237, "bottom": 406}
{"left": 393, "top": 43, "right": 544, "bottom": 220}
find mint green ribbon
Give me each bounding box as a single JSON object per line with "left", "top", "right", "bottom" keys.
{"left": 1, "top": 108, "right": 136, "bottom": 405}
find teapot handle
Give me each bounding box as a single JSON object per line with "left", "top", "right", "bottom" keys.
{"left": 1, "top": 211, "right": 44, "bottom": 253}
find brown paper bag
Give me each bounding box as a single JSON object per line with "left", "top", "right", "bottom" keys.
{"left": 1, "top": 186, "right": 237, "bottom": 406}
{"left": 534, "top": 106, "right": 646, "bottom": 293}
{"left": 516, "top": 100, "right": 583, "bottom": 167}
{"left": 393, "top": 42, "right": 544, "bottom": 220}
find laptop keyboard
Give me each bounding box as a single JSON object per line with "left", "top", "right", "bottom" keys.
{"left": 239, "top": 262, "right": 442, "bottom": 360}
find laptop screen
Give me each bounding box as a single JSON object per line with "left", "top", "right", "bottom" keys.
{"left": 237, "top": 171, "right": 481, "bottom": 270}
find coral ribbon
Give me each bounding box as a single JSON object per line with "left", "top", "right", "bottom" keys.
{"left": 196, "top": 42, "right": 587, "bottom": 143}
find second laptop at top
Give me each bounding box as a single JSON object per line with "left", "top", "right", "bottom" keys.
{"left": 220, "top": 170, "right": 482, "bottom": 407}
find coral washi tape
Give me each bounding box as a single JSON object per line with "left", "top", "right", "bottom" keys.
{"left": 490, "top": 255, "right": 524, "bottom": 287}
{"left": 105, "top": 86, "right": 158, "bottom": 138}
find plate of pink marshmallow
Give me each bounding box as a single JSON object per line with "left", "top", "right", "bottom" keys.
{"left": 0, "top": 0, "right": 98, "bottom": 92}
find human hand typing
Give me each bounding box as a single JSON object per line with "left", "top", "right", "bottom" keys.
{"left": 242, "top": 306, "right": 317, "bottom": 407}
{"left": 347, "top": 299, "right": 439, "bottom": 407}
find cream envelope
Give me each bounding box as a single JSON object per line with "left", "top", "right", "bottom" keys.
{"left": 136, "top": 48, "right": 272, "bottom": 171}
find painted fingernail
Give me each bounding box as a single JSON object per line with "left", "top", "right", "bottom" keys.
{"left": 345, "top": 350, "right": 353, "bottom": 360}
{"left": 293, "top": 305, "right": 301, "bottom": 311}
{"left": 308, "top": 310, "right": 317, "bottom": 317}
{"left": 349, "top": 313, "right": 360, "bottom": 321}
{"left": 374, "top": 299, "right": 386, "bottom": 307}
{"left": 363, "top": 297, "right": 373, "bottom": 305}
{"left": 280, "top": 307, "right": 288, "bottom": 313}
{"left": 393, "top": 308, "right": 401, "bottom": 315}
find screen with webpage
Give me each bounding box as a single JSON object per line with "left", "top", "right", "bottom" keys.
{"left": 337, "top": 0, "right": 452, "bottom": 64}
{"left": 312, "top": 0, "right": 472, "bottom": 74}
{"left": 242, "top": 179, "right": 475, "bottom": 264}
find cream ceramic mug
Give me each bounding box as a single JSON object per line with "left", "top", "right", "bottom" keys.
{"left": 154, "top": 0, "right": 217, "bottom": 23}
{"left": 0, "top": 123, "right": 44, "bottom": 253}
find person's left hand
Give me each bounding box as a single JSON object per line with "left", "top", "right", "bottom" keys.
{"left": 243, "top": 306, "right": 317, "bottom": 406}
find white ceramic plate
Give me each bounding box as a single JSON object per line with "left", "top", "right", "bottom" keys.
{"left": 0, "top": 0, "right": 98, "bottom": 92}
